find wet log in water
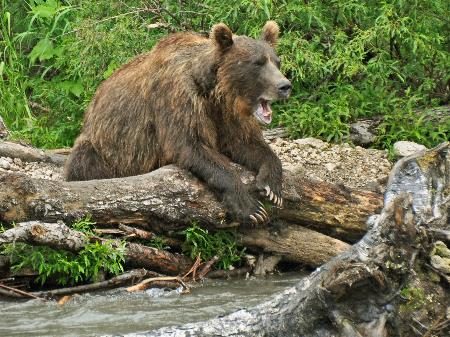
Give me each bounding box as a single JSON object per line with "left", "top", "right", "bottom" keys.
{"left": 134, "top": 142, "right": 450, "bottom": 337}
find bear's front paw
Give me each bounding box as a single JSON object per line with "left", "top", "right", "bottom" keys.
{"left": 256, "top": 164, "right": 283, "bottom": 208}
{"left": 224, "top": 192, "right": 269, "bottom": 227}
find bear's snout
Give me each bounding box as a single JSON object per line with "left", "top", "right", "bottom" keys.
{"left": 277, "top": 81, "right": 292, "bottom": 99}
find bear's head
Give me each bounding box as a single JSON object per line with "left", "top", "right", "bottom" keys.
{"left": 212, "top": 21, "right": 291, "bottom": 125}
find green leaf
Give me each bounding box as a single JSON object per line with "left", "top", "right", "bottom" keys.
{"left": 54, "top": 80, "right": 84, "bottom": 97}
{"left": 28, "top": 38, "right": 55, "bottom": 64}
{"left": 31, "top": 3, "right": 58, "bottom": 19}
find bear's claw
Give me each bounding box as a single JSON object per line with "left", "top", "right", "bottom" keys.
{"left": 249, "top": 203, "right": 270, "bottom": 225}
{"left": 263, "top": 185, "right": 283, "bottom": 208}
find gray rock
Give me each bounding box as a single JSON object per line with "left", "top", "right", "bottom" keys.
{"left": 393, "top": 141, "right": 427, "bottom": 157}
{"left": 293, "top": 137, "right": 328, "bottom": 149}
{"left": 324, "top": 163, "right": 337, "bottom": 172}
{"left": 0, "top": 157, "right": 10, "bottom": 170}
{"left": 349, "top": 120, "right": 377, "bottom": 146}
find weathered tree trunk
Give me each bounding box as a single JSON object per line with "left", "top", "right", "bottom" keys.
{"left": 131, "top": 142, "right": 450, "bottom": 337}
{"left": 240, "top": 222, "right": 350, "bottom": 266}
{"left": 0, "top": 164, "right": 381, "bottom": 240}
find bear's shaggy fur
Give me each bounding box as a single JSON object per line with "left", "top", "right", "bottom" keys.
{"left": 65, "top": 21, "right": 291, "bottom": 225}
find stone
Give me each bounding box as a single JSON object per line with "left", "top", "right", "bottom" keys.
{"left": 324, "top": 163, "right": 337, "bottom": 172}
{"left": 349, "top": 119, "right": 377, "bottom": 146}
{"left": 0, "top": 157, "right": 10, "bottom": 170}
{"left": 393, "top": 141, "right": 427, "bottom": 157}
{"left": 293, "top": 137, "right": 328, "bottom": 149}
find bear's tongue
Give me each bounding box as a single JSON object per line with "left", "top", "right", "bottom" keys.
{"left": 254, "top": 100, "right": 272, "bottom": 125}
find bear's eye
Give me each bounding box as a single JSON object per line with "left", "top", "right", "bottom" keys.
{"left": 274, "top": 57, "right": 281, "bottom": 68}
{"left": 254, "top": 57, "right": 267, "bottom": 66}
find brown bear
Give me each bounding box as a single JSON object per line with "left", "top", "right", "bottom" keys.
{"left": 64, "top": 21, "right": 291, "bottom": 226}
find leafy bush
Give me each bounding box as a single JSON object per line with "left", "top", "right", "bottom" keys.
{"left": 1, "top": 217, "right": 124, "bottom": 286}
{"left": 2, "top": 240, "right": 125, "bottom": 285}
{"left": 183, "top": 222, "right": 245, "bottom": 270}
{"left": 1, "top": 0, "right": 448, "bottom": 149}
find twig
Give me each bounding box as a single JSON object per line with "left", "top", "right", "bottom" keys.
{"left": 93, "top": 228, "right": 125, "bottom": 235}
{"left": 118, "top": 224, "right": 155, "bottom": 239}
{"left": 197, "top": 256, "right": 219, "bottom": 280}
{"left": 126, "top": 276, "right": 189, "bottom": 292}
{"left": 0, "top": 283, "right": 46, "bottom": 301}
{"left": 0, "top": 287, "right": 23, "bottom": 298}
{"left": 183, "top": 254, "right": 202, "bottom": 280}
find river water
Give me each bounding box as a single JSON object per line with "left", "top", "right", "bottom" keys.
{"left": 0, "top": 272, "right": 306, "bottom": 337}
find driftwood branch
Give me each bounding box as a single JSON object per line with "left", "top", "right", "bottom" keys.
{"left": 31, "top": 269, "right": 149, "bottom": 298}
{"left": 0, "top": 221, "right": 192, "bottom": 275}
{"left": 0, "top": 141, "right": 66, "bottom": 165}
{"left": 126, "top": 142, "right": 450, "bottom": 336}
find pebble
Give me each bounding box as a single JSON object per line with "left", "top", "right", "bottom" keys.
{"left": 0, "top": 137, "right": 393, "bottom": 190}
{"left": 0, "top": 157, "right": 11, "bottom": 170}
{"left": 269, "top": 137, "right": 393, "bottom": 191}
{"left": 0, "top": 155, "right": 63, "bottom": 180}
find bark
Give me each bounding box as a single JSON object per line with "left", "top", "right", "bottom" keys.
{"left": 0, "top": 221, "right": 192, "bottom": 275}
{"left": 0, "top": 163, "right": 377, "bottom": 266}
{"left": 131, "top": 142, "right": 450, "bottom": 337}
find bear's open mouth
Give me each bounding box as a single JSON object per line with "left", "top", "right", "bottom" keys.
{"left": 253, "top": 99, "right": 272, "bottom": 125}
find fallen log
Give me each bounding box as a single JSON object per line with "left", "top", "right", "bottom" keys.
{"left": 0, "top": 221, "right": 192, "bottom": 275}
{"left": 136, "top": 142, "right": 450, "bottom": 337}
{"left": 0, "top": 164, "right": 382, "bottom": 242}
{"left": 0, "top": 165, "right": 375, "bottom": 266}
{"left": 240, "top": 222, "right": 350, "bottom": 267}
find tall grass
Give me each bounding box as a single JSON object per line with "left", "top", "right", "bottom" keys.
{"left": 1, "top": 0, "right": 449, "bottom": 149}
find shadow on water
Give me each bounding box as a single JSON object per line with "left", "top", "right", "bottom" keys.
{"left": 0, "top": 272, "right": 306, "bottom": 337}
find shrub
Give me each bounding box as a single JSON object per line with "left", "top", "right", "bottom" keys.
{"left": 1, "top": 0, "right": 448, "bottom": 149}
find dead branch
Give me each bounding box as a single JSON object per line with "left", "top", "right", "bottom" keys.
{"left": 0, "top": 283, "right": 46, "bottom": 300}
{"left": 32, "top": 269, "right": 148, "bottom": 298}
{"left": 126, "top": 276, "right": 189, "bottom": 292}
{"left": 0, "top": 141, "right": 66, "bottom": 165}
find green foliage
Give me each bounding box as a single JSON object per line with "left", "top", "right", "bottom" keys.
{"left": 1, "top": 0, "right": 449, "bottom": 149}
{"left": 183, "top": 222, "right": 245, "bottom": 270}
{"left": 1, "top": 240, "right": 125, "bottom": 286}
{"left": 70, "top": 215, "right": 96, "bottom": 236}
{"left": 400, "top": 285, "right": 427, "bottom": 311}
{"left": 147, "top": 236, "right": 170, "bottom": 250}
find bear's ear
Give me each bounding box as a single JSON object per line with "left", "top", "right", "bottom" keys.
{"left": 211, "top": 23, "right": 233, "bottom": 52}
{"left": 261, "top": 21, "right": 279, "bottom": 48}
